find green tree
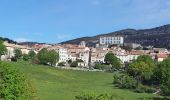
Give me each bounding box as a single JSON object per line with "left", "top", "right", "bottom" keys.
{"left": 28, "top": 50, "right": 36, "bottom": 59}
{"left": 104, "top": 52, "right": 122, "bottom": 69}
{"left": 37, "top": 48, "right": 48, "bottom": 65}
{"left": 67, "top": 59, "right": 72, "bottom": 65}
{"left": 0, "top": 40, "right": 7, "bottom": 60}
{"left": 14, "top": 49, "right": 22, "bottom": 59}
{"left": 153, "top": 57, "right": 170, "bottom": 96}
{"left": 23, "top": 54, "right": 29, "bottom": 61}
{"left": 161, "top": 78, "right": 170, "bottom": 96}
{"left": 47, "top": 50, "right": 59, "bottom": 66}
{"left": 128, "top": 55, "right": 155, "bottom": 83}
{"left": 153, "top": 57, "right": 170, "bottom": 85}
{"left": 70, "top": 61, "right": 78, "bottom": 67}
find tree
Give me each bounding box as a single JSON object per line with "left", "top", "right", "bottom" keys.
{"left": 153, "top": 57, "right": 170, "bottom": 96}
{"left": 104, "top": 52, "right": 122, "bottom": 69}
{"left": 70, "top": 61, "right": 78, "bottom": 67}
{"left": 161, "top": 78, "right": 170, "bottom": 96}
{"left": 47, "top": 50, "right": 59, "bottom": 66}
{"left": 28, "top": 50, "right": 36, "bottom": 59}
{"left": 128, "top": 55, "right": 155, "bottom": 83}
{"left": 0, "top": 40, "right": 7, "bottom": 60}
{"left": 153, "top": 57, "right": 170, "bottom": 85}
{"left": 37, "top": 48, "right": 48, "bottom": 65}
{"left": 14, "top": 49, "right": 22, "bottom": 59}
{"left": 67, "top": 59, "right": 72, "bottom": 65}
{"left": 23, "top": 54, "right": 29, "bottom": 61}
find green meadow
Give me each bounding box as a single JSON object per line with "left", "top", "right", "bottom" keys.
{"left": 7, "top": 61, "right": 159, "bottom": 100}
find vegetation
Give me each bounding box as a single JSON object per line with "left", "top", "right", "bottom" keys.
{"left": 4, "top": 61, "right": 157, "bottom": 100}
{"left": 0, "top": 61, "right": 37, "bottom": 99}
{"left": 37, "top": 48, "right": 48, "bottom": 65}
{"left": 14, "top": 49, "right": 22, "bottom": 59}
{"left": 153, "top": 57, "right": 170, "bottom": 96}
{"left": 0, "top": 40, "right": 7, "bottom": 59}
{"left": 28, "top": 50, "right": 36, "bottom": 59}
{"left": 70, "top": 61, "right": 78, "bottom": 67}
{"left": 128, "top": 55, "right": 155, "bottom": 83}
{"left": 94, "top": 63, "right": 110, "bottom": 70}
{"left": 70, "top": 59, "right": 84, "bottom": 67}
{"left": 47, "top": 50, "right": 59, "bottom": 66}
{"left": 75, "top": 93, "right": 124, "bottom": 100}
{"left": 113, "top": 73, "right": 137, "bottom": 89}
{"left": 23, "top": 54, "right": 30, "bottom": 61}
{"left": 58, "top": 62, "right": 66, "bottom": 66}
{"left": 37, "top": 48, "right": 59, "bottom": 66}
{"left": 104, "top": 52, "right": 122, "bottom": 70}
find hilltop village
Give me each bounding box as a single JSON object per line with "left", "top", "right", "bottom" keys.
{"left": 1, "top": 36, "right": 169, "bottom": 69}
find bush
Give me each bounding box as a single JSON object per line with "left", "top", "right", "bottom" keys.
{"left": 58, "top": 62, "right": 66, "bottom": 66}
{"left": 70, "top": 61, "right": 78, "bottom": 67}
{"left": 113, "top": 73, "right": 137, "bottom": 89}
{"left": 75, "top": 93, "right": 123, "bottom": 100}
{"left": 23, "top": 54, "right": 29, "bottom": 61}
{"left": 31, "top": 56, "right": 40, "bottom": 64}
{"left": 0, "top": 62, "right": 37, "bottom": 99}
{"left": 11, "top": 56, "right": 17, "bottom": 62}
{"left": 94, "top": 63, "right": 108, "bottom": 70}
{"left": 161, "top": 79, "right": 170, "bottom": 96}
{"left": 135, "top": 84, "right": 156, "bottom": 93}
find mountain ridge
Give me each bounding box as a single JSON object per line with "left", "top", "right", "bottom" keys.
{"left": 60, "top": 24, "right": 170, "bottom": 49}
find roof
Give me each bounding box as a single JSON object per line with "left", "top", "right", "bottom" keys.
{"left": 156, "top": 54, "right": 169, "bottom": 58}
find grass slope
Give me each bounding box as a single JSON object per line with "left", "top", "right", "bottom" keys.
{"left": 8, "top": 61, "right": 158, "bottom": 100}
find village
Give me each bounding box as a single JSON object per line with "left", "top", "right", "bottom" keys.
{"left": 1, "top": 36, "right": 169, "bottom": 70}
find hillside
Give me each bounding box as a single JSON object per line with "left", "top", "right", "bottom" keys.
{"left": 60, "top": 24, "right": 170, "bottom": 48}
{"left": 6, "top": 61, "right": 157, "bottom": 100}
{"left": 0, "top": 37, "right": 17, "bottom": 44}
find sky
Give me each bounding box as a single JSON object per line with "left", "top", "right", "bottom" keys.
{"left": 0, "top": 0, "right": 170, "bottom": 43}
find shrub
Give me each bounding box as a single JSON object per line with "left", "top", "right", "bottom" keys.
{"left": 0, "top": 62, "right": 37, "bottom": 99}
{"left": 70, "top": 61, "right": 78, "bottom": 67}
{"left": 11, "top": 56, "right": 17, "bottom": 62}
{"left": 23, "top": 54, "right": 29, "bottom": 61}
{"left": 31, "top": 56, "right": 40, "bottom": 64}
{"left": 113, "top": 73, "right": 137, "bottom": 89}
{"left": 94, "top": 63, "right": 108, "bottom": 70}
{"left": 58, "top": 62, "right": 66, "bottom": 66}
{"left": 135, "top": 84, "right": 156, "bottom": 93}
{"left": 161, "top": 79, "right": 170, "bottom": 96}
{"left": 75, "top": 93, "right": 123, "bottom": 100}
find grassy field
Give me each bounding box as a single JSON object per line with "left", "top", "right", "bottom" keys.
{"left": 7, "top": 61, "right": 159, "bottom": 100}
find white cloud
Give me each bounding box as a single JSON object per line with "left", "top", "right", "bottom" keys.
{"left": 14, "top": 38, "right": 31, "bottom": 42}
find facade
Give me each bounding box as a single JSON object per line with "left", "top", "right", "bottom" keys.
{"left": 99, "top": 36, "right": 124, "bottom": 45}
{"left": 155, "top": 54, "right": 169, "bottom": 62}
{"left": 3, "top": 41, "right": 32, "bottom": 58}
{"left": 58, "top": 48, "right": 69, "bottom": 62}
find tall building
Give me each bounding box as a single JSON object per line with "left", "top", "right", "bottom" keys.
{"left": 99, "top": 36, "right": 124, "bottom": 45}
{"left": 79, "top": 41, "right": 86, "bottom": 47}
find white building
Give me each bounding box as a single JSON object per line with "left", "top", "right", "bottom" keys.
{"left": 99, "top": 36, "right": 124, "bottom": 45}
{"left": 116, "top": 54, "right": 139, "bottom": 63}
{"left": 79, "top": 51, "right": 89, "bottom": 65}
{"left": 79, "top": 41, "right": 86, "bottom": 47}
{"left": 57, "top": 48, "right": 69, "bottom": 62}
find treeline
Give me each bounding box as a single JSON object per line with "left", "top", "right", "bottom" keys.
{"left": 12, "top": 48, "right": 59, "bottom": 67}
{"left": 0, "top": 62, "right": 37, "bottom": 99}
{"left": 111, "top": 55, "right": 170, "bottom": 97}
{"left": 0, "top": 37, "right": 17, "bottom": 44}
{"left": 94, "top": 52, "right": 170, "bottom": 97}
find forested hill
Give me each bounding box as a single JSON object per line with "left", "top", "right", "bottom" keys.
{"left": 0, "top": 37, "right": 17, "bottom": 44}
{"left": 60, "top": 24, "right": 170, "bottom": 49}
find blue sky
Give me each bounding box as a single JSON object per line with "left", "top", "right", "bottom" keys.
{"left": 0, "top": 0, "right": 170, "bottom": 43}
